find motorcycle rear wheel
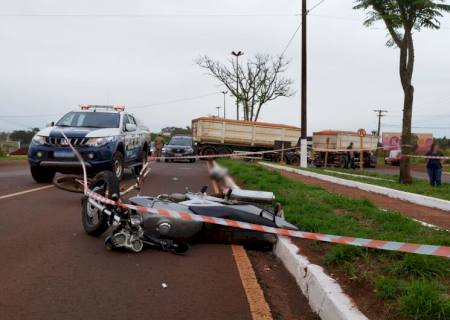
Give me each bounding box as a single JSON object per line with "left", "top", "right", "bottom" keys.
{"left": 82, "top": 171, "right": 120, "bottom": 237}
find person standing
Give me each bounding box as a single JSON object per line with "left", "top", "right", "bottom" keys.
{"left": 426, "top": 143, "right": 444, "bottom": 187}
{"left": 154, "top": 134, "right": 165, "bottom": 162}
{"left": 347, "top": 142, "right": 355, "bottom": 169}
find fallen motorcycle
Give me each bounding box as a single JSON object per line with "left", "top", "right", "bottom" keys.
{"left": 82, "top": 170, "right": 298, "bottom": 254}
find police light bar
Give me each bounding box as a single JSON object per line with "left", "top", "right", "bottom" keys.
{"left": 79, "top": 104, "right": 126, "bottom": 111}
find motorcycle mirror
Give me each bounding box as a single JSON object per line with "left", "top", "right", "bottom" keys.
{"left": 200, "top": 185, "right": 208, "bottom": 194}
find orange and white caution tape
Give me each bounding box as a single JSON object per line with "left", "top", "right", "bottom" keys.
{"left": 404, "top": 154, "right": 450, "bottom": 160}
{"left": 61, "top": 130, "right": 450, "bottom": 259}
{"left": 150, "top": 146, "right": 300, "bottom": 161}
{"left": 87, "top": 189, "right": 450, "bottom": 258}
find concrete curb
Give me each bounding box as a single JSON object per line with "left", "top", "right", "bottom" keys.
{"left": 212, "top": 161, "right": 369, "bottom": 320}
{"left": 274, "top": 237, "right": 368, "bottom": 320}
{"left": 260, "top": 162, "right": 450, "bottom": 212}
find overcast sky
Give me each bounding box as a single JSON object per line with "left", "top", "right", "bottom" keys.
{"left": 0, "top": 0, "right": 449, "bottom": 137}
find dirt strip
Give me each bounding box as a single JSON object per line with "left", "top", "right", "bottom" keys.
{"left": 272, "top": 168, "right": 450, "bottom": 229}
{"left": 248, "top": 250, "right": 320, "bottom": 320}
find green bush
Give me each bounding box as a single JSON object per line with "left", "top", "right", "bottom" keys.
{"left": 375, "top": 277, "right": 404, "bottom": 300}
{"left": 399, "top": 281, "right": 450, "bottom": 320}
{"left": 322, "top": 245, "right": 366, "bottom": 266}
{"left": 390, "top": 255, "right": 450, "bottom": 280}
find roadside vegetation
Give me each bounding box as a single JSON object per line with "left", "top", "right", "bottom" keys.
{"left": 0, "top": 155, "right": 27, "bottom": 161}
{"left": 281, "top": 164, "right": 450, "bottom": 202}
{"left": 218, "top": 159, "right": 450, "bottom": 320}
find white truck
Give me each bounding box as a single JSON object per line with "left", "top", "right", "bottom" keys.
{"left": 312, "top": 130, "right": 378, "bottom": 168}
{"left": 191, "top": 117, "right": 301, "bottom": 162}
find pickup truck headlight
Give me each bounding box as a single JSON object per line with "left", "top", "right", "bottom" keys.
{"left": 162, "top": 147, "right": 167, "bottom": 153}
{"left": 32, "top": 135, "right": 46, "bottom": 145}
{"left": 187, "top": 148, "right": 194, "bottom": 153}
{"left": 86, "top": 136, "right": 116, "bottom": 147}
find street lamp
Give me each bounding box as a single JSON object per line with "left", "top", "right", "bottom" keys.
{"left": 221, "top": 91, "right": 228, "bottom": 119}
{"left": 216, "top": 106, "right": 222, "bottom": 118}
{"left": 231, "top": 51, "right": 244, "bottom": 120}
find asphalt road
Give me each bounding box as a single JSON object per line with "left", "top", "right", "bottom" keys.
{"left": 366, "top": 166, "right": 450, "bottom": 183}
{"left": 0, "top": 160, "right": 252, "bottom": 320}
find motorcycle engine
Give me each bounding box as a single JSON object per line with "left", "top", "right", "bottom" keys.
{"left": 111, "top": 227, "right": 144, "bottom": 253}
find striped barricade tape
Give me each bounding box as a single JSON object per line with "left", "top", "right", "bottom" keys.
{"left": 404, "top": 154, "right": 450, "bottom": 160}
{"left": 149, "top": 146, "right": 300, "bottom": 161}
{"left": 86, "top": 189, "right": 450, "bottom": 258}
{"left": 61, "top": 130, "right": 450, "bottom": 259}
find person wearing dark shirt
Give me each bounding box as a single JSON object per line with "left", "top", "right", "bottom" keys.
{"left": 347, "top": 142, "right": 355, "bottom": 169}
{"left": 426, "top": 144, "right": 444, "bottom": 187}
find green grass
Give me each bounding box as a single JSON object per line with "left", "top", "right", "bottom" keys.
{"left": 281, "top": 164, "right": 450, "bottom": 201}
{"left": 0, "top": 155, "right": 27, "bottom": 161}
{"left": 218, "top": 159, "right": 450, "bottom": 320}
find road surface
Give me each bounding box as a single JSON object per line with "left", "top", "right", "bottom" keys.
{"left": 0, "top": 160, "right": 315, "bottom": 320}
{"left": 0, "top": 160, "right": 253, "bottom": 320}
{"left": 367, "top": 166, "right": 450, "bottom": 183}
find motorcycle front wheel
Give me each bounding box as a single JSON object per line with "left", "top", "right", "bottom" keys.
{"left": 82, "top": 171, "right": 120, "bottom": 237}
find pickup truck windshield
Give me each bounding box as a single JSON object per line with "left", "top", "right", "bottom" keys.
{"left": 169, "top": 137, "right": 192, "bottom": 146}
{"left": 56, "top": 112, "right": 120, "bottom": 128}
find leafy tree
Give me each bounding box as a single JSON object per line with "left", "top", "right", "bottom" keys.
{"left": 9, "top": 128, "right": 39, "bottom": 146}
{"left": 354, "top": 0, "right": 450, "bottom": 183}
{"left": 197, "top": 54, "right": 294, "bottom": 122}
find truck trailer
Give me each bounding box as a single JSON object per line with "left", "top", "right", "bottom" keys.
{"left": 312, "top": 130, "right": 378, "bottom": 168}
{"left": 191, "top": 117, "right": 301, "bottom": 161}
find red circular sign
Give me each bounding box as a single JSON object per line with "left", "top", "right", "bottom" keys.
{"left": 357, "top": 128, "right": 367, "bottom": 137}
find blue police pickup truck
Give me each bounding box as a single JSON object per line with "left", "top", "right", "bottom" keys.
{"left": 28, "top": 105, "right": 151, "bottom": 182}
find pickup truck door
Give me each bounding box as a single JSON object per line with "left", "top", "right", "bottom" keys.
{"left": 123, "top": 114, "right": 141, "bottom": 162}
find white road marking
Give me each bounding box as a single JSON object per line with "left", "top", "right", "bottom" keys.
{"left": 0, "top": 185, "right": 54, "bottom": 201}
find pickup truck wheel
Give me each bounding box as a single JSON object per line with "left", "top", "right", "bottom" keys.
{"left": 30, "top": 166, "right": 55, "bottom": 183}
{"left": 112, "top": 152, "right": 124, "bottom": 180}
{"left": 134, "top": 151, "right": 148, "bottom": 175}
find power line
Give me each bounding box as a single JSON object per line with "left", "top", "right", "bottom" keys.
{"left": 128, "top": 92, "right": 218, "bottom": 109}
{"left": 0, "top": 13, "right": 297, "bottom": 18}
{"left": 0, "top": 92, "right": 219, "bottom": 118}
{"left": 383, "top": 124, "right": 450, "bottom": 129}
{"left": 281, "top": 23, "right": 302, "bottom": 56}
{"left": 0, "top": 113, "right": 62, "bottom": 118}
{"left": 280, "top": 0, "right": 327, "bottom": 56}
{"left": 308, "top": 0, "right": 327, "bottom": 13}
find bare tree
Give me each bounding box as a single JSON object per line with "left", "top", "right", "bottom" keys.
{"left": 354, "top": 0, "right": 450, "bottom": 184}
{"left": 197, "top": 54, "right": 294, "bottom": 121}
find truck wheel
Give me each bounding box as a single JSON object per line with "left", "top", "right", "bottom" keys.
{"left": 289, "top": 155, "right": 300, "bottom": 166}
{"left": 217, "top": 146, "right": 233, "bottom": 156}
{"left": 30, "top": 166, "right": 55, "bottom": 183}
{"left": 112, "top": 152, "right": 124, "bottom": 180}
{"left": 339, "top": 156, "right": 347, "bottom": 168}
{"left": 134, "top": 151, "right": 148, "bottom": 175}
{"left": 201, "top": 146, "right": 217, "bottom": 159}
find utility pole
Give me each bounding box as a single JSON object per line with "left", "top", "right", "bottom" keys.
{"left": 374, "top": 109, "right": 388, "bottom": 140}
{"left": 231, "top": 51, "right": 244, "bottom": 120}
{"left": 374, "top": 109, "right": 388, "bottom": 157}
{"left": 300, "top": 0, "right": 308, "bottom": 168}
{"left": 221, "top": 91, "right": 228, "bottom": 119}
